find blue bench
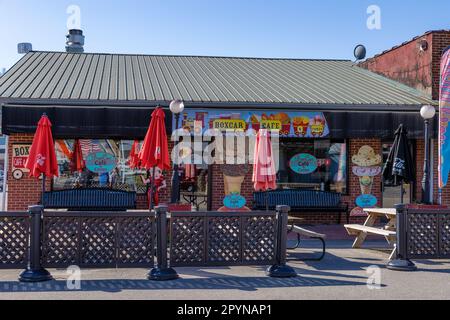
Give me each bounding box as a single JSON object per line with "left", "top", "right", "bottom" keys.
{"left": 253, "top": 189, "right": 349, "bottom": 224}
{"left": 42, "top": 188, "right": 137, "bottom": 211}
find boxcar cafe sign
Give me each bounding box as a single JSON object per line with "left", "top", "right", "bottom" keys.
{"left": 177, "top": 110, "right": 330, "bottom": 138}
{"left": 12, "top": 144, "right": 31, "bottom": 172}
{"left": 86, "top": 152, "right": 117, "bottom": 174}
{"left": 290, "top": 153, "right": 318, "bottom": 175}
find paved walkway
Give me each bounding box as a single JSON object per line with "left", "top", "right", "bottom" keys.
{"left": 0, "top": 241, "right": 449, "bottom": 300}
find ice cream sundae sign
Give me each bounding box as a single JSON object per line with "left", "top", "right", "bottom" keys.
{"left": 352, "top": 146, "right": 382, "bottom": 210}
{"left": 177, "top": 110, "right": 329, "bottom": 138}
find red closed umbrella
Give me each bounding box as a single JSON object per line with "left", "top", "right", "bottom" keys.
{"left": 25, "top": 114, "right": 59, "bottom": 179}
{"left": 70, "top": 139, "right": 85, "bottom": 173}
{"left": 252, "top": 129, "right": 277, "bottom": 210}
{"left": 139, "top": 107, "right": 170, "bottom": 171}
{"left": 25, "top": 114, "right": 59, "bottom": 205}
{"left": 128, "top": 140, "right": 141, "bottom": 169}
{"left": 139, "top": 107, "right": 170, "bottom": 208}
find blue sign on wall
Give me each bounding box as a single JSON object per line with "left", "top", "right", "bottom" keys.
{"left": 223, "top": 193, "right": 247, "bottom": 209}
{"left": 86, "top": 152, "right": 117, "bottom": 174}
{"left": 289, "top": 153, "right": 318, "bottom": 175}
{"left": 356, "top": 194, "right": 378, "bottom": 208}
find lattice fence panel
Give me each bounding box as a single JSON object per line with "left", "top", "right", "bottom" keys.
{"left": 117, "top": 217, "right": 154, "bottom": 266}
{"left": 0, "top": 215, "right": 29, "bottom": 268}
{"left": 407, "top": 213, "right": 438, "bottom": 258}
{"left": 42, "top": 216, "right": 79, "bottom": 267}
{"left": 242, "top": 216, "right": 277, "bottom": 264}
{"left": 207, "top": 217, "right": 241, "bottom": 264}
{"left": 170, "top": 216, "right": 205, "bottom": 266}
{"left": 440, "top": 213, "right": 450, "bottom": 258}
{"left": 81, "top": 217, "right": 117, "bottom": 267}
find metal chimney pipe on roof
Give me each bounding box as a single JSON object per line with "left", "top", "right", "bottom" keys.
{"left": 66, "top": 29, "right": 85, "bottom": 53}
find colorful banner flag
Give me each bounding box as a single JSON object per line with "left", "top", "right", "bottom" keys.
{"left": 438, "top": 46, "right": 450, "bottom": 189}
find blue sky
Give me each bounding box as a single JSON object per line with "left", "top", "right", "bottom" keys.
{"left": 0, "top": 0, "right": 449, "bottom": 71}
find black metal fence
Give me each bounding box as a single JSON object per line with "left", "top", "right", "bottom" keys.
{"left": 0, "top": 212, "right": 30, "bottom": 269}
{"left": 41, "top": 211, "right": 154, "bottom": 268}
{"left": 388, "top": 204, "right": 450, "bottom": 271}
{"left": 0, "top": 205, "right": 295, "bottom": 281}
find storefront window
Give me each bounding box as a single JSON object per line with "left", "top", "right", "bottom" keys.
{"left": 54, "top": 139, "right": 148, "bottom": 194}
{"left": 278, "top": 139, "right": 347, "bottom": 194}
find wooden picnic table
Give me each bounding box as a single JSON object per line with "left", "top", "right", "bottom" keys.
{"left": 345, "top": 208, "right": 397, "bottom": 260}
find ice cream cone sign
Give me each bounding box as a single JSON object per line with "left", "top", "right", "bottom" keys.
{"left": 352, "top": 146, "right": 382, "bottom": 212}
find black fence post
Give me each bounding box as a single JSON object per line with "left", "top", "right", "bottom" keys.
{"left": 19, "top": 205, "right": 53, "bottom": 282}
{"left": 267, "top": 205, "right": 297, "bottom": 278}
{"left": 387, "top": 204, "right": 417, "bottom": 271}
{"left": 148, "top": 205, "right": 179, "bottom": 281}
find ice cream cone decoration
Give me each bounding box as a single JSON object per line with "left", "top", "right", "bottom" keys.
{"left": 352, "top": 145, "right": 382, "bottom": 197}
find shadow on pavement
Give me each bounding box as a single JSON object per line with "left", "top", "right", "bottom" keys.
{"left": 0, "top": 275, "right": 368, "bottom": 293}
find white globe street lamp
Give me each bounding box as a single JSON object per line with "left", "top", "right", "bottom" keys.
{"left": 420, "top": 105, "right": 436, "bottom": 120}
{"left": 170, "top": 100, "right": 185, "bottom": 115}
{"left": 420, "top": 105, "right": 436, "bottom": 204}
{"left": 170, "top": 100, "right": 185, "bottom": 204}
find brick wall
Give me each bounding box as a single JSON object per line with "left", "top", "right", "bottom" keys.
{"left": 432, "top": 31, "right": 450, "bottom": 100}
{"left": 359, "top": 30, "right": 450, "bottom": 101}
{"left": 359, "top": 33, "right": 434, "bottom": 97}
{"left": 7, "top": 133, "right": 51, "bottom": 211}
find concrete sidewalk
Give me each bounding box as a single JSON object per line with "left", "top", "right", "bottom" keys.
{"left": 0, "top": 241, "right": 449, "bottom": 300}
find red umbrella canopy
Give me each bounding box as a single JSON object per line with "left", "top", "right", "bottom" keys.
{"left": 139, "top": 107, "right": 171, "bottom": 170}
{"left": 252, "top": 129, "right": 277, "bottom": 191}
{"left": 69, "top": 139, "right": 85, "bottom": 173}
{"left": 128, "top": 140, "right": 141, "bottom": 169}
{"left": 25, "top": 115, "right": 59, "bottom": 178}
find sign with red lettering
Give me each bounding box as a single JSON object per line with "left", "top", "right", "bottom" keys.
{"left": 12, "top": 144, "right": 31, "bottom": 173}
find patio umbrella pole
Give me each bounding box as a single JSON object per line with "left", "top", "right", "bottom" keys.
{"left": 149, "top": 166, "right": 156, "bottom": 210}
{"left": 41, "top": 174, "right": 46, "bottom": 206}
{"left": 400, "top": 182, "right": 404, "bottom": 204}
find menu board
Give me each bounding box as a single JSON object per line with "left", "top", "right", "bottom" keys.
{"left": 175, "top": 110, "right": 330, "bottom": 138}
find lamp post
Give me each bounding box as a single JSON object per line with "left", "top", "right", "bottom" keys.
{"left": 420, "top": 105, "right": 436, "bottom": 205}
{"left": 170, "top": 100, "right": 185, "bottom": 204}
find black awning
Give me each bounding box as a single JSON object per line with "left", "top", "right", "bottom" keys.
{"left": 1, "top": 104, "right": 173, "bottom": 139}
{"left": 325, "top": 111, "right": 436, "bottom": 139}
{"left": 1, "top": 104, "right": 434, "bottom": 140}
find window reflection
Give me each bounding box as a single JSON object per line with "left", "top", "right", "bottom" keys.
{"left": 54, "top": 139, "right": 148, "bottom": 194}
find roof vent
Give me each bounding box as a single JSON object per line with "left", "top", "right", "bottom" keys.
{"left": 66, "top": 29, "right": 85, "bottom": 53}
{"left": 17, "top": 43, "right": 33, "bottom": 54}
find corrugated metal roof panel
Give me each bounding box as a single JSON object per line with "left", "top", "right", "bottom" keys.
{"left": 0, "top": 51, "right": 433, "bottom": 106}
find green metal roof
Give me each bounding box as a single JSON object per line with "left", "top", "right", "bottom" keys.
{"left": 0, "top": 51, "right": 433, "bottom": 107}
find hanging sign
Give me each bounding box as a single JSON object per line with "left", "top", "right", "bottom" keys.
{"left": 12, "top": 144, "right": 31, "bottom": 173}
{"left": 86, "top": 152, "right": 117, "bottom": 174}
{"left": 356, "top": 194, "right": 378, "bottom": 208}
{"left": 223, "top": 193, "right": 247, "bottom": 209}
{"left": 289, "top": 153, "right": 318, "bottom": 175}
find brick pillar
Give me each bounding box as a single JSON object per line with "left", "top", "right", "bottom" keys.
{"left": 210, "top": 164, "right": 253, "bottom": 211}
{"left": 7, "top": 133, "right": 51, "bottom": 211}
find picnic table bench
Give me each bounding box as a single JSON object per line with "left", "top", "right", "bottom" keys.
{"left": 345, "top": 208, "right": 397, "bottom": 260}
{"left": 287, "top": 216, "right": 327, "bottom": 261}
